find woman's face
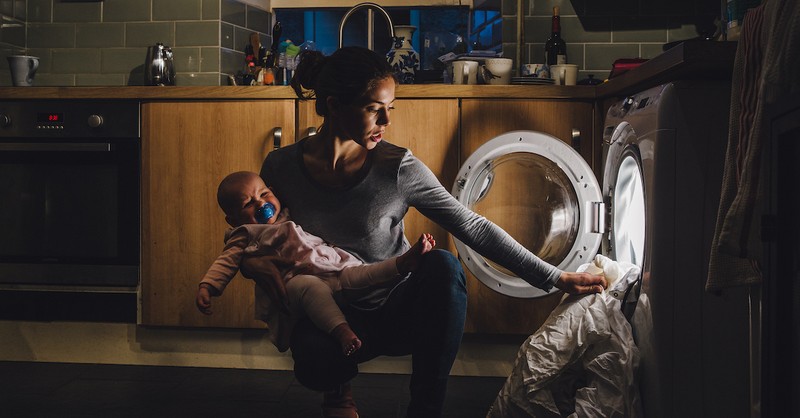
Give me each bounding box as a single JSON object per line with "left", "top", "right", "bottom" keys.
{"left": 332, "top": 76, "right": 396, "bottom": 150}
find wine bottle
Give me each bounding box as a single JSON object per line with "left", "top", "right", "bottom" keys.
{"left": 544, "top": 6, "right": 567, "bottom": 66}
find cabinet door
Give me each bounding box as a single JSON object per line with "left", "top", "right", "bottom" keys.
{"left": 460, "top": 99, "right": 595, "bottom": 334}
{"left": 141, "top": 100, "right": 295, "bottom": 328}
{"left": 297, "top": 99, "right": 461, "bottom": 251}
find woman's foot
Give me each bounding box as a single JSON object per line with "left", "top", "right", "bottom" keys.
{"left": 396, "top": 233, "right": 436, "bottom": 275}
{"left": 331, "top": 322, "right": 362, "bottom": 356}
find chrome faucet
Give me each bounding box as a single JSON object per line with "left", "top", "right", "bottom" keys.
{"left": 338, "top": 2, "right": 395, "bottom": 51}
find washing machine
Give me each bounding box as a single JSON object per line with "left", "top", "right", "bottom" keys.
{"left": 452, "top": 80, "right": 751, "bottom": 418}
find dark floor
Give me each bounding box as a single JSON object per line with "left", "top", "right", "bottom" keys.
{"left": 0, "top": 361, "right": 506, "bottom": 418}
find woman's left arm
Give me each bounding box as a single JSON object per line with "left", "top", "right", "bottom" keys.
{"left": 400, "top": 154, "right": 564, "bottom": 291}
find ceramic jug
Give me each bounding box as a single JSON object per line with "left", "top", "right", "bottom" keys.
{"left": 386, "top": 25, "right": 420, "bottom": 84}
{"left": 145, "top": 43, "right": 175, "bottom": 86}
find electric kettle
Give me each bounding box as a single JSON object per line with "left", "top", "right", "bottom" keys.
{"left": 145, "top": 43, "right": 175, "bottom": 86}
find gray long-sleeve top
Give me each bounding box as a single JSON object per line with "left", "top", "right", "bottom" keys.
{"left": 261, "top": 139, "right": 562, "bottom": 308}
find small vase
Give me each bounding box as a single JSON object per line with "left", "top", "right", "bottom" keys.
{"left": 386, "top": 25, "right": 420, "bottom": 84}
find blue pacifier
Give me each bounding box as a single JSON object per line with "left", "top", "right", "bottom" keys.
{"left": 255, "top": 202, "right": 276, "bottom": 224}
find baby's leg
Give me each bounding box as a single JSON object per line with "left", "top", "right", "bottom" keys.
{"left": 396, "top": 233, "right": 436, "bottom": 275}
{"left": 285, "top": 274, "right": 361, "bottom": 356}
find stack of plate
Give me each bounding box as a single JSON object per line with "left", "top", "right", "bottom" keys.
{"left": 511, "top": 77, "right": 555, "bottom": 85}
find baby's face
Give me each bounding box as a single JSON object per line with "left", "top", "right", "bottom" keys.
{"left": 225, "top": 176, "right": 281, "bottom": 227}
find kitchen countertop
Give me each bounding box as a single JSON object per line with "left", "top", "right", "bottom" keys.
{"left": 0, "top": 84, "right": 596, "bottom": 100}
{"left": 597, "top": 40, "right": 738, "bottom": 99}
{"left": 0, "top": 41, "right": 736, "bottom": 101}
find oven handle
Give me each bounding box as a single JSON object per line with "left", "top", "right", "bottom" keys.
{"left": 0, "top": 142, "right": 112, "bottom": 152}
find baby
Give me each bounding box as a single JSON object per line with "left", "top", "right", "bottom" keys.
{"left": 196, "top": 171, "right": 435, "bottom": 355}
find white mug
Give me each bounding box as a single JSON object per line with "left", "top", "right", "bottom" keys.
{"left": 7, "top": 55, "right": 39, "bottom": 87}
{"left": 451, "top": 60, "right": 479, "bottom": 85}
{"left": 551, "top": 64, "right": 578, "bottom": 86}
{"left": 481, "top": 58, "right": 513, "bottom": 85}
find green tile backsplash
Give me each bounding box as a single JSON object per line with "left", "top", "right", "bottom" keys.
{"left": 176, "top": 21, "right": 219, "bottom": 46}
{"left": 153, "top": 0, "right": 203, "bottom": 22}
{"left": 51, "top": 48, "right": 102, "bottom": 73}
{"left": 76, "top": 23, "right": 126, "bottom": 48}
{"left": 53, "top": 1, "right": 101, "bottom": 23}
{"left": 221, "top": 0, "right": 246, "bottom": 27}
{"left": 3, "top": 0, "right": 721, "bottom": 86}
{"left": 126, "top": 22, "right": 176, "bottom": 48}
{"left": 103, "top": 0, "right": 151, "bottom": 23}
{"left": 1, "top": 0, "right": 269, "bottom": 86}
{"left": 505, "top": 0, "right": 721, "bottom": 81}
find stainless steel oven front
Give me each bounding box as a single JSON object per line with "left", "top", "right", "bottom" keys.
{"left": 0, "top": 100, "right": 140, "bottom": 294}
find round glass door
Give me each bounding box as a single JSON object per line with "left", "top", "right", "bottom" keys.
{"left": 602, "top": 121, "right": 646, "bottom": 269}
{"left": 452, "top": 131, "right": 603, "bottom": 298}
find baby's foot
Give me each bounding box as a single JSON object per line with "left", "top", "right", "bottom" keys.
{"left": 397, "top": 233, "right": 436, "bottom": 275}
{"left": 331, "top": 323, "right": 362, "bottom": 356}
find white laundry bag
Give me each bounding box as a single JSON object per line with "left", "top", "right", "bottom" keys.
{"left": 487, "top": 254, "right": 643, "bottom": 418}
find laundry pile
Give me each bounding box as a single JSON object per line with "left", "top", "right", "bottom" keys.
{"left": 487, "top": 254, "right": 642, "bottom": 418}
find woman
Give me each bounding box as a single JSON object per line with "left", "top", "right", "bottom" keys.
{"left": 248, "top": 46, "right": 607, "bottom": 418}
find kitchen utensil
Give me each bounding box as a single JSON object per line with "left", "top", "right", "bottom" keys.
{"left": 451, "top": 60, "right": 478, "bottom": 85}
{"left": 265, "top": 22, "right": 282, "bottom": 68}
{"left": 145, "top": 43, "right": 175, "bottom": 86}
{"left": 551, "top": 64, "right": 578, "bottom": 85}
{"left": 607, "top": 58, "right": 647, "bottom": 79}
{"left": 520, "top": 63, "right": 550, "bottom": 78}
{"left": 7, "top": 55, "right": 39, "bottom": 86}
{"left": 577, "top": 74, "right": 602, "bottom": 85}
{"left": 480, "top": 58, "right": 512, "bottom": 85}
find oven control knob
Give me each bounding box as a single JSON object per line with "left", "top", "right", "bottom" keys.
{"left": 87, "top": 114, "right": 104, "bottom": 128}
{"left": 0, "top": 114, "right": 10, "bottom": 128}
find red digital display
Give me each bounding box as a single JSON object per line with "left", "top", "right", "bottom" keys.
{"left": 37, "top": 113, "right": 64, "bottom": 123}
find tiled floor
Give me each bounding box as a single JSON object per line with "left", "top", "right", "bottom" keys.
{"left": 0, "top": 361, "right": 506, "bottom": 417}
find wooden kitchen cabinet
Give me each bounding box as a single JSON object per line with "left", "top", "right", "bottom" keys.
{"left": 140, "top": 100, "right": 295, "bottom": 328}
{"left": 140, "top": 96, "right": 593, "bottom": 335}
{"left": 459, "top": 99, "right": 596, "bottom": 335}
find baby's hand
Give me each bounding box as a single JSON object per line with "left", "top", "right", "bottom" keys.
{"left": 196, "top": 286, "right": 213, "bottom": 315}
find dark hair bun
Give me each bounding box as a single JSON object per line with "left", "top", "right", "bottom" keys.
{"left": 291, "top": 50, "right": 326, "bottom": 99}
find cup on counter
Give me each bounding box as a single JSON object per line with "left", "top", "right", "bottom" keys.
{"left": 451, "top": 60, "right": 479, "bottom": 85}
{"left": 7, "top": 55, "right": 39, "bottom": 87}
{"left": 520, "top": 63, "right": 550, "bottom": 78}
{"left": 481, "top": 58, "right": 513, "bottom": 85}
{"left": 550, "top": 64, "right": 578, "bottom": 86}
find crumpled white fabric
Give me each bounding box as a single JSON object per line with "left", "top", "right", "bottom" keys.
{"left": 487, "top": 254, "right": 643, "bottom": 418}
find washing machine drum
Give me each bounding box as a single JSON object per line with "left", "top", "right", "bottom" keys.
{"left": 451, "top": 130, "right": 604, "bottom": 298}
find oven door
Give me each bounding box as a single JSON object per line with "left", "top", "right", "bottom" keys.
{"left": 0, "top": 138, "right": 140, "bottom": 288}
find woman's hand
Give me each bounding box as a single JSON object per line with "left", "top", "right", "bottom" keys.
{"left": 554, "top": 271, "right": 608, "bottom": 295}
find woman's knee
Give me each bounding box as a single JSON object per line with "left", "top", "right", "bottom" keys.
{"left": 422, "top": 249, "right": 466, "bottom": 288}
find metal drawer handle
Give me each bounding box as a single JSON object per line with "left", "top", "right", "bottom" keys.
{"left": 273, "top": 127, "right": 282, "bottom": 150}
{"left": 571, "top": 128, "right": 581, "bottom": 153}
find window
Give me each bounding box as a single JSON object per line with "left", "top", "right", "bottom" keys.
{"left": 274, "top": 7, "right": 472, "bottom": 71}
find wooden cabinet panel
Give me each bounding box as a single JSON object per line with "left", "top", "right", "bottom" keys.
{"left": 140, "top": 97, "right": 595, "bottom": 336}
{"left": 141, "top": 100, "right": 295, "bottom": 328}
{"left": 383, "top": 99, "right": 461, "bottom": 253}
{"left": 460, "top": 99, "right": 595, "bottom": 335}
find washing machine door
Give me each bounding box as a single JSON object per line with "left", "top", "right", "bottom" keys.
{"left": 602, "top": 120, "right": 646, "bottom": 269}
{"left": 451, "top": 130, "right": 604, "bottom": 298}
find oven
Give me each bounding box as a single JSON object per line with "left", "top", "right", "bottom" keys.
{"left": 0, "top": 100, "right": 140, "bottom": 321}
